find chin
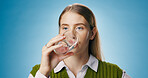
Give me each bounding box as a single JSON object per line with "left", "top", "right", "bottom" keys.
{"left": 69, "top": 43, "right": 82, "bottom": 54}
{"left": 70, "top": 47, "right": 81, "bottom": 55}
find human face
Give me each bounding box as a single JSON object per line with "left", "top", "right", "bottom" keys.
{"left": 59, "top": 12, "right": 91, "bottom": 54}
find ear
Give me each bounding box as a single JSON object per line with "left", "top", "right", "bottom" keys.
{"left": 90, "top": 27, "right": 97, "bottom": 40}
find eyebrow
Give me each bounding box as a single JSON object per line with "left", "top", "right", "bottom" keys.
{"left": 61, "top": 23, "right": 86, "bottom": 27}
{"left": 75, "top": 23, "right": 86, "bottom": 26}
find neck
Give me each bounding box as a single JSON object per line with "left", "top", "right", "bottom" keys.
{"left": 63, "top": 49, "right": 90, "bottom": 73}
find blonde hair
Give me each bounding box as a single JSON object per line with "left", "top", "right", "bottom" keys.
{"left": 58, "top": 3, "right": 104, "bottom": 61}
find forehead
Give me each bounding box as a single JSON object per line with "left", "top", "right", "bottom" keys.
{"left": 60, "top": 12, "right": 89, "bottom": 26}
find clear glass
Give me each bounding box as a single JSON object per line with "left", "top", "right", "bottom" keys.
{"left": 54, "top": 31, "right": 79, "bottom": 55}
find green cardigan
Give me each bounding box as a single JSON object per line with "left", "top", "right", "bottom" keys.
{"left": 30, "top": 60, "right": 123, "bottom": 78}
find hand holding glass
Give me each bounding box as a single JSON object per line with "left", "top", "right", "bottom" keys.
{"left": 54, "top": 31, "right": 78, "bottom": 55}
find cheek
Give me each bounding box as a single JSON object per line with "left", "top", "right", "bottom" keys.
{"left": 78, "top": 31, "right": 90, "bottom": 43}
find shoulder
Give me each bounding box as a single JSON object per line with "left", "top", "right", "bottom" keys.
{"left": 98, "top": 59, "right": 122, "bottom": 70}
{"left": 97, "top": 60, "right": 123, "bottom": 77}
{"left": 100, "top": 60, "right": 122, "bottom": 69}
{"left": 30, "top": 64, "right": 54, "bottom": 77}
{"left": 30, "top": 64, "right": 41, "bottom": 77}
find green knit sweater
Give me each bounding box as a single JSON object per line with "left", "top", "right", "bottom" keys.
{"left": 30, "top": 60, "right": 123, "bottom": 78}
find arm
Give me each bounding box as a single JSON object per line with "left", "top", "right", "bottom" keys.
{"left": 29, "top": 33, "right": 73, "bottom": 77}
{"left": 28, "top": 70, "right": 50, "bottom": 78}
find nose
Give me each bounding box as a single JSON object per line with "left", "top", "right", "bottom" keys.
{"left": 69, "top": 29, "right": 76, "bottom": 39}
{"left": 72, "top": 36, "right": 76, "bottom": 39}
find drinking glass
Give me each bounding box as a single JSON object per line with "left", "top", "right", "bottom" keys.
{"left": 54, "top": 31, "right": 79, "bottom": 55}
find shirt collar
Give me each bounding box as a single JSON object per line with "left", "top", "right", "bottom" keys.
{"left": 54, "top": 54, "right": 99, "bottom": 73}
{"left": 85, "top": 54, "right": 98, "bottom": 72}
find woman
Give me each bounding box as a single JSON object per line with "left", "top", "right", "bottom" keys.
{"left": 28, "top": 3, "right": 131, "bottom": 78}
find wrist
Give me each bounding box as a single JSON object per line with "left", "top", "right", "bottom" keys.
{"left": 39, "top": 67, "right": 51, "bottom": 77}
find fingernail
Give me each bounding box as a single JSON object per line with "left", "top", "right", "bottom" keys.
{"left": 60, "top": 36, "right": 65, "bottom": 39}
{"left": 61, "top": 33, "right": 64, "bottom": 36}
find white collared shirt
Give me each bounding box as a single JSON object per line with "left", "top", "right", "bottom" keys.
{"left": 28, "top": 54, "right": 131, "bottom": 78}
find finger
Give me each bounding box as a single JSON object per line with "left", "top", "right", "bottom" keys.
{"left": 47, "top": 36, "right": 66, "bottom": 48}
{"left": 42, "top": 45, "right": 46, "bottom": 51}
{"left": 43, "top": 44, "right": 63, "bottom": 55}
{"left": 46, "top": 34, "right": 65, "bottom": 48}
{"left": 49, "top": 32, "right": 66, "bottom": 43}
{"left": 42, "top": 35, "right": 65, "bottom": 51}
{"left": 59, "top": 52, "right": 74, "bottom": 61}
{"left": 50, "top": 33, "right": 64, "bottom": 42}
{"left": 52, "top": 33, "right": 64, "bottom": 40}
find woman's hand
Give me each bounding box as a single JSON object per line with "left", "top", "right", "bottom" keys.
{"left": 39, "top": 34, "right": 74, "bottom": 77}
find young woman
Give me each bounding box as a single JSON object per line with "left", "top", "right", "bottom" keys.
{"left": 28, "top": 3, "right": 131, "bottom": 78}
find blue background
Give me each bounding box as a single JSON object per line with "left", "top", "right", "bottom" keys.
{"left": 0, "top": 0, "right": 148, "bottom": 78}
